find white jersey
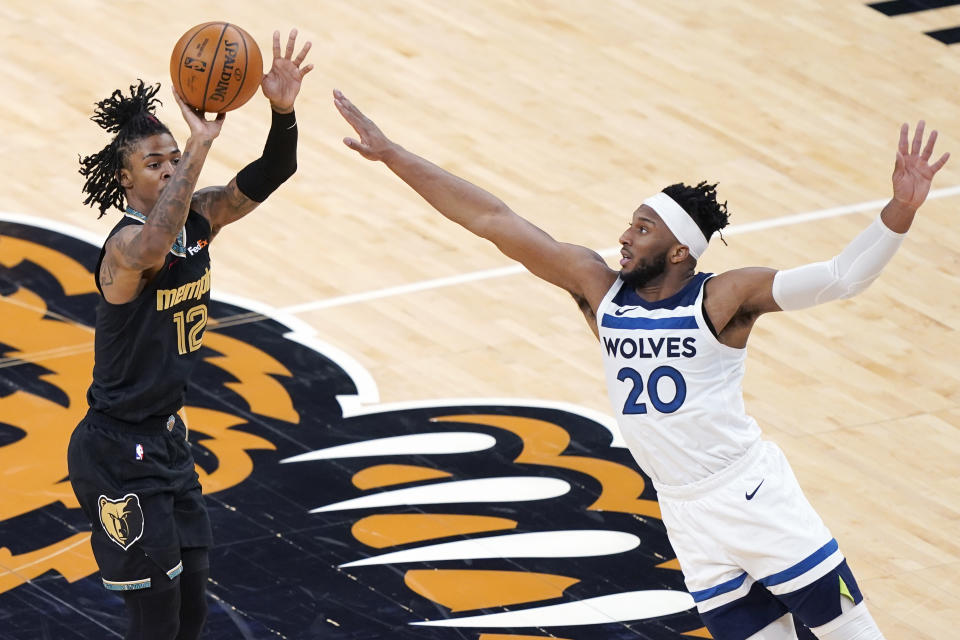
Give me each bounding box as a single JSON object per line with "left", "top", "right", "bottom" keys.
{"left": 597, "top": 273, "right": 762, "bottom": 487}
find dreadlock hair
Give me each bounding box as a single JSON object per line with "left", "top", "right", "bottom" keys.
{"left": 662, "top": 181, "right": 730, "bottom": 244}
{"left": 78, "top": 80, "right": 171, "bottom": 218}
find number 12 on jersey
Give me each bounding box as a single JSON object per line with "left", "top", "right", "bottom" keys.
{"left": 617, "top": 366, "right": 687, "bottom": 414}
{"left": 172, "top": 304, "right": 208, "bottom": 355}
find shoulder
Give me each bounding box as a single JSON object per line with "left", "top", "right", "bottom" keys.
{"left": 706, "top": 267, "right": 777, "bottom": 301}
{"left": 190, "top": 187, "right": 226, "bottom": 237}
{"left": 190, "top": 187, "right": 220, "bottom": 220}
{"left": 103, "top": 222, "right": 140, "bottom": 253}
{"left": 703, "top": 267, "right": 780, "bottom": 341}
{"left": 574, "top": 249, "right": 619, "bottom": 309}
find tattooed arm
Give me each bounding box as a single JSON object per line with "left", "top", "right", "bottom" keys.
{"left": 190, "top": 178, "right": 258, "bottom": 240}
{"left": 99, "top": 92, "right": 224, "bottom": 304}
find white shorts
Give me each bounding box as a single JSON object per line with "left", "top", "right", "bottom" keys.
{"left": 656, "top": 440, "right": 860, "bottom": 639}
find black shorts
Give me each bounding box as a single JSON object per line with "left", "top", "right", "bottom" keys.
{"left": 67, "top": 408, "right": 213, "bottom": 592}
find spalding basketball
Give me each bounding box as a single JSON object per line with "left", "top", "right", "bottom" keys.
{"left": 170, "top": 22, "right": 263, "bottom": 113}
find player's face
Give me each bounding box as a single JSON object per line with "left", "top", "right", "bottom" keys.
{"left": 618, "top": 205, "right": 676, "bottom": 286}
{"left": 118, "top": 133, "right": 182, "bottom": 211}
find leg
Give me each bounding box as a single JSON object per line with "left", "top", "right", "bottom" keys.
{"left": 744, "top": 613, "right": 802, "bottom": 640}
{"left": 809, "top": 603, "right": 884, "bottom": 640}
{"left": 68, "top": 419, "right": 183, "bottom": 637}
{"left": 722, "top": 446, "right": 885, "bottom": 639}
{"left": 123, "top": 584, "right": 181, "bottom": 640}
{"left": 175, "top": 547, "right": 210, "bottom": 640}
{"left": 695, "top": 576, "right": 797, "bottom": 640}
{"left": 771, "top": 560, "right": 885, "bottom": 640}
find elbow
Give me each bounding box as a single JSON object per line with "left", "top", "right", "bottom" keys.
{"left": 837, "top": 275, "right": 879, "bottom": 300}
{"left": 266, "top": 159, "right": 297, "bottom": 186}
{"left": 271, "top": 162, "right": 296, "bottom": 190}
{"left": 278, "top": 159, "right": 297, "bottom": 181}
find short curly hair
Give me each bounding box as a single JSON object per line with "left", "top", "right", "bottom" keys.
{"left": 661, "top": 181, "right": 730, "bottom": 241}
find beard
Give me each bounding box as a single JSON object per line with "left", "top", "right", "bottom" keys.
{"left": 620, "top": 251, "right": 667, "bottom": 289}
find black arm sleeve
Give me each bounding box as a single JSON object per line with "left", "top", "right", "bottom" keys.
{"left": 235, "top": 109, "right": 298, "bottom": 203}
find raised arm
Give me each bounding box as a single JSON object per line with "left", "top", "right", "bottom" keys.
{"left": 704, "top": 121, "right": 949, "bottom": 347}
{"left": 193, "top": 29, "right": 314, "bottom": 237}
{"left": 100, "top": 90, "right": 224, "bottom": 304}
{"left": 333, "top": 90, "right": 616, "bottom": 319}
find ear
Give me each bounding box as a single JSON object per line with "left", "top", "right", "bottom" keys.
{"left": 670, "top": 244, "right": 689, "bottom": 264}
{"left": 117, "top": 168, "right": 133, "bottom": 189}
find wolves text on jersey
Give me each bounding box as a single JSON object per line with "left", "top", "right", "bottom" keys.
{"left": 603, "top": 336, "right": 697, "bottom": 359}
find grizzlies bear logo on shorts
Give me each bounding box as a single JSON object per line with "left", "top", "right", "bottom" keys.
{"left": 98, "top": 494, "right": 144, "bottom": 551}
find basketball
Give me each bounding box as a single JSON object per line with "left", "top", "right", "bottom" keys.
{"left": 169, "top": 22, "right": 263, "bottom": 113}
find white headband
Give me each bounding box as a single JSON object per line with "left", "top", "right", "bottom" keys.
{"left": 642, "top": 192, "right": 708, "bottom": 259}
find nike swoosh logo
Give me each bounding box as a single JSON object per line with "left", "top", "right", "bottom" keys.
{"left": 745, "top": 479, "right": 764, "bottom": 500}
{"left": 614, "top": 307, "right": 638, "bottom": 316}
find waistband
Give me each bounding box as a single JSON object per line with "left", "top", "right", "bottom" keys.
{"left": 83, "top": 407, "right": 182, "bottom": 435}
{"left": 653, "top": 439, "right": 765, "bottom": 501}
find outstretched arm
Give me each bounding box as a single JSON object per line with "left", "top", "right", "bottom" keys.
{"left": 704, "top": 121, "right": 949, "bottom": 346}
{"left": 333, "top": 90, "right": 616, "bottom": 317}
{"left": 194, "top": 29, "right": 314, "bottom": 237}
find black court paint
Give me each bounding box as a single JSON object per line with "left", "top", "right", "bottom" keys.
{"left": 868, "top": 0, "right": 960, "bottom": 16}
{"left": 868, "top": 0, "right": 960, "bottom": 43}
{"left": 925, "top": 25, "right": 960, "bottom": 43}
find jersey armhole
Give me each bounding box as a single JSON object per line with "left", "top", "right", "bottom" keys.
{"left": 190, "top": 208, "right": 211, "bottom": 235}
{"left": 701, "top": 297, "right": 719, "bottom": 338}
{"left": 595, "top": 276, "right": 625, "bottom": 328}
{"left": 694, "top": 275, "right": 745, "bottom": 353}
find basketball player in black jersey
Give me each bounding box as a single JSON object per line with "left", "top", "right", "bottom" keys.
{"left": 67, "top": 30, "right": 312, "bottom": 640}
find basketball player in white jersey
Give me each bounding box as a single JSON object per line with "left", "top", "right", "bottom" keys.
{"left": 333, "top": 89, "right": 948, "bottom": 640}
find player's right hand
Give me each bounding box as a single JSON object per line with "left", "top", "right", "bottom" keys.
{"left": 334, "top": 89, "right": 394, "bottom": 161}
{"left": 172, "top": 88, "right": 226, "bottom": 142}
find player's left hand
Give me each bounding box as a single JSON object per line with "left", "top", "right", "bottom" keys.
{"left": 261, "top": 28, "right": 314, "bottom": 114}
{"left": 892, "top": 121, "right": 950, "bottom": 210}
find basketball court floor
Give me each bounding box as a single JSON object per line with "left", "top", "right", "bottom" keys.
{"left": 0, "top": 1, "right": 958, "bottom": 638}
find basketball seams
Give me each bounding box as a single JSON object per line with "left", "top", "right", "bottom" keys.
{"left": 200, "top": 23, "right": 230, "bottom": 113}
{"left": 176, "top": 24, "right": 205, "bottom": 109}
{"left": 176, "top": 21, "right": 218, "bottom": 111}
{"left": 216, "top": 25, "right": 245, "bottom": 112}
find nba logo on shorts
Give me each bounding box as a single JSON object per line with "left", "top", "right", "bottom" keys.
{"left": 135, "top": 444, "right": 144, "bottom": 461}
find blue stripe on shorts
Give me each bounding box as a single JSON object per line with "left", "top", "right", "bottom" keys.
{"left": 759, "top": 538, "right": 838, "bottom": 587}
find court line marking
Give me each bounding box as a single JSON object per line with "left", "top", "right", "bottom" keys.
{"left": 277, "top": 185, "right": 960, "bottom": 315}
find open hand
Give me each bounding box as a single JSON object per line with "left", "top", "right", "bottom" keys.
{"left": 261, "top": 29, "right": 314, "bottom": 114}
{"left": 333, "top": 89, "right": 394, "bottom": 161}
{"left": 893, "top": 121, "right": 950, "bottom": 210}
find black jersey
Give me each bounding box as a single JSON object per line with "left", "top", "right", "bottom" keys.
{"left": 87, "top": 209, "right": 212, "bottom": 423}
